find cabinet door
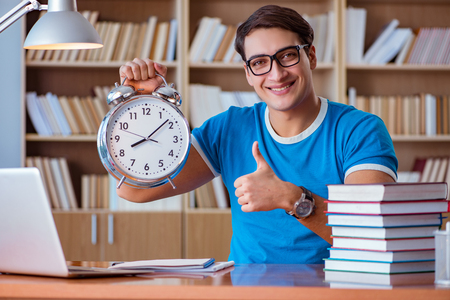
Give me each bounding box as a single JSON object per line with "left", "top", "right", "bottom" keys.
{"left": 103, "top": 212, "right": 182, "bottom": 261}
{"left": 52, "top": 212, "right": 103, "bottom": 261}
{"left": 184, "top": 210, "right": 232, "bottom": 261}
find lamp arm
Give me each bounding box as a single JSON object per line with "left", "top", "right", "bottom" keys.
{"left": 0, "top": 0, "right": 48, "bottom": 34}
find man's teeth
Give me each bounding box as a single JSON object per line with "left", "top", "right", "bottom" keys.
{"left": 271, "top": 83, "right": 292, "bottom": 91}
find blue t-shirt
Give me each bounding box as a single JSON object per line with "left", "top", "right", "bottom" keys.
{"left": 192, "top": 98, "right": 398, "bottom": 264}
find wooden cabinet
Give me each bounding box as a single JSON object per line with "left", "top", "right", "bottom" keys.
{"left": 53, "top": 211, "right": 182, "bottom": 261}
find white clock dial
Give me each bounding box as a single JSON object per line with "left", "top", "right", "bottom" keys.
{"left": 105, "top": 96, "right": 190, "bottom": 182}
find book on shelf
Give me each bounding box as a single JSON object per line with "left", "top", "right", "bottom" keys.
{"left": 327, "top": 182, "right": 448, "bottom": 201}
{"left": 347, "top": 92, "right": 450, "bottom": 136}
{"left": 363, "top": 19, "right": 400, "bottom": 63}
{"left": 326, "top": 213, "right": 443, "bottom": 228}
{"left": 27, "top": 90, "right": 112, "bottom": 136}
{"left": 331, "top": 236, "right": 435, "bottom": 252}
{"left": 324, "top": 270, "right": 434, "bottom": 286}
{"left": 26, "top": 156, "right": 78, "bottom": 210}
{"left": 366, "top": 28, "right": 412, "bottom": 65}
{"left": 331, "top": 225, "right": 439, "bottom": 239}
{"left": 328, "top": 248, "right": 435, "bottom": 263}
{"left": 303, "top": 11, "right": 335, "bottom": 63}
{"left": 139, "top": 16, "right": 158, "bottom": 60}
{"left": 345, "top": 7, "right": 367, "bottom": 64}
{"left": 165, "top": 18, "right": 178, "bottom": 62}
{"left": 27, "top": 13, "right": 177, "bottom": 63}
{"left": 324, "top": 258, "right": 434, "bottom": 274}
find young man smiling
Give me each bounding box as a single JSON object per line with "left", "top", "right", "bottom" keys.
{"left": 116, "top": 5, "right": 398, "bottom": 264}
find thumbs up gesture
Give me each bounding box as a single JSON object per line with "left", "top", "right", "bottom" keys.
{"left": 234, "top": 141, "right": 302, "bottom": 212}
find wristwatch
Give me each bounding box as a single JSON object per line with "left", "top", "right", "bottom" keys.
{"left": 286, "top": 186, "right": 316, "bottom": 219}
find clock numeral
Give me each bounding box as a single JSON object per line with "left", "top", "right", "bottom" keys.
{"left": 142, "top": 108, "right": 151, "bottom": 115}
{"left": 158, "top": 160, "right": 164, "bottom": 167}
{"left": 120, "top": 149, "right": 125, "bottom": 157}
{"left": 130, "top": 159, "right": 135, "bottom": 166}
{"left": 129, "top": 112, "right": 137, "bottom": 120}
{"left": 119, "top": 122, "right": 129, "bottom": 130}
{"left": 173, "top": 136, "right": 178, "bottom": 143}
{"left": 168, "top": 150, "right": 174, "bottom": 157}
{"left": 144, "top": 163, "right": 149, "bottom": 171}
{"left": 114, "top": 135, "right": 120, "bottom": 142}
{"left": 168, "top": 122, "right": 174, "bottom": 129}
{"left": 159, "top": 112, "right": 163, "bottom": 119}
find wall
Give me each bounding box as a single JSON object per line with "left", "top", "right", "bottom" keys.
{"left": 0, "top": 1, "right": 25, "bottom": 167}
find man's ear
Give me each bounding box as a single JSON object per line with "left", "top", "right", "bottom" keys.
{"left": 244, "top": 63, "right": 254, "bottom": 87}
{"left": 307, "top": 45, "right": 317, "bottom": 70}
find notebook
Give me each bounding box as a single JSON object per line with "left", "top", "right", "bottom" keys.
{"left": 0, "top": 167, "right": 151, "bottom": 278}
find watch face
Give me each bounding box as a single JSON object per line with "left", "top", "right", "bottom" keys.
{"left": 103, "top": 96, "right": 190, "bottom": 182}
{"left": 296, "top": 200, "right": 313, "bottom": 217}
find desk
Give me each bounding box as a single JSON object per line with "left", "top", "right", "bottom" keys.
{"left": 0, "top": 263, "right": 449, "bottom": 300}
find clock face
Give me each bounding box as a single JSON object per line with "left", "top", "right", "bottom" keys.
{"left": 105, "top": 96, "right": 190, "bottom": 182}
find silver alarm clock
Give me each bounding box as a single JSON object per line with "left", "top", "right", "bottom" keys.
{"left": 97, "top": 74, "right": 191, "bottom": 189}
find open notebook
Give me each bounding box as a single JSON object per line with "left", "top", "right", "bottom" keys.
{"left": 0, "top": 168, "right": 150, "bottom": 278}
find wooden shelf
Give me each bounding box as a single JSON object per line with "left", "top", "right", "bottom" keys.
{"left": 26, "top": 134, "right": 97, "bottom": 142}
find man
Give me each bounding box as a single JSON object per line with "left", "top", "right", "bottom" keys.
{"left": 117, "top": 5, "right": 398, "bottom": 263}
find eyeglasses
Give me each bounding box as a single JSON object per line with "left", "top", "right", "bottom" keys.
{"left": 245, "top": 44, "right": 309, "bottom": 76}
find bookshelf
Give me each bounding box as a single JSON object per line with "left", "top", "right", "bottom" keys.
{"left": 9, "top": 0, "right": 449, "bottom": 260}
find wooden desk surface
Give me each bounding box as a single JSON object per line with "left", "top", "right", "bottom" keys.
{"left": 0, "top": 263, "right": 449, "bottom": 300}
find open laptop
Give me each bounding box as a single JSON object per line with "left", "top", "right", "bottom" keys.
{"left": 0, "top": 167, "right": 151, "bottom": 278}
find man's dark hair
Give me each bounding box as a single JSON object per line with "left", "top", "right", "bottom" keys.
{"left": 235, "top": 5, "right": 314, "bottom": 61}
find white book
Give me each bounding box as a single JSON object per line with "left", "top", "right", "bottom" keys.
{"left": 395, "top": 31, "right": 416, "bottom": 65}
{"left": 195, "top": 17, "right": 222, "bottom": 63}
{"left": 189, "top": 16, "right": 212, "bottom": 62}
{"left": 152, "top": 21, "right": 169, "bottom": 62}
{"left": 101, "top": 22, "right": 122, "bottom": 62}
{"left": 49, "top": 158, "right": 70, "bottom": 210}
{"left": 140, "top": 16, "right": 158, "bottom": 59}
{"left": 368, "top": 28, "right": 412, "bottom": 64}
{"left": 425, "top": 93, "right": 437, "bottom": 136}
{"left": 436, "top": 157, "right": 449, "bottom": 182}
{"left": 322, "top": 10, "right": 335, "bottom": 63}
{"left": 38, "top": 95, "right": 61, "bottom": 135}
{"left": 211, "top": 176, "right": 228, "bottom": 209}
{"left": 346, "top": 7, "right": 367, "bottom": 64}
{"left": 58, "top": 158, "right": 78, "bottom": 209}
{"left": 203, "top": 23, "right": 227, "bottom": 63}
{"left": 328, "top": 248, "right": 435, "bottom": 263}
{"left": 26, "top": 92, "right": 52, "bottom": 136}
{"left": 347, "top": 87, "right": 357, "bottom": 107}
{"left": 313, "top": 13, "right": 328, "bottom": 62}
{"left": 46, "top": 92, "right": 72, "bottom": 136}
{"left": 222, "top": 31, "right": 237, "bottom": 63}
{"left": 165, "top": 19, "right": 178, "bottom": 62}
{"left": 363, "top": 19, "right": 399, "bottom": 63}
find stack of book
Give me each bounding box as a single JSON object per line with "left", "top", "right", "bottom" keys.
{"left": 324, "top": 182, "right": 449, "bottom": 288}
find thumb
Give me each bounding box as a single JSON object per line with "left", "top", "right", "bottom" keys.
{"left": 252, "top": 141, "right": 268, "bottom": 170}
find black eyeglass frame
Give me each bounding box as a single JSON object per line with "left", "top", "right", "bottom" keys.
{"left": 245, "top": 44, "right": 309, "bottom": 76}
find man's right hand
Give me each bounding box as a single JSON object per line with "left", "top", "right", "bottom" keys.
{"left": 119, "top": 58, "right": 168, "bottom": 94}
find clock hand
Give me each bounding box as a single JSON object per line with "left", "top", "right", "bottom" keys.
{"left": 131, "top": 119, "right": 169, "bottom": 148}
{"left": 120, "top": 129, "right": 159, "bottom": 143}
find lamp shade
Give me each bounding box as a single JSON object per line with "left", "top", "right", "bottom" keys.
{"left": 23, "top": 0, "right": 103, "bottom": 50}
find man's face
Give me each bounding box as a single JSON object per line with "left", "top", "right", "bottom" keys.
{"left": 243, "top": 27, "right": 317, "bottom": 113}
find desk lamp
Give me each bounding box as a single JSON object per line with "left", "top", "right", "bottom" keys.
{"left": 0, "top": 0, "right": 103, "bottom": 50}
